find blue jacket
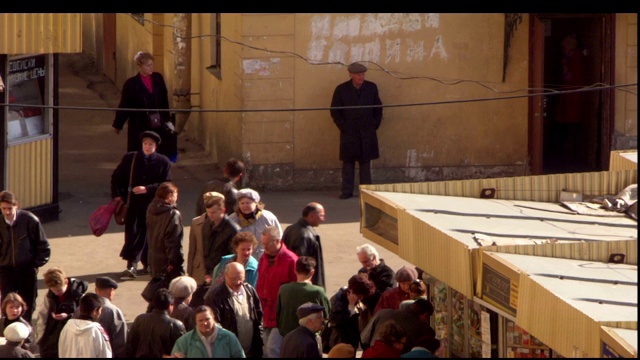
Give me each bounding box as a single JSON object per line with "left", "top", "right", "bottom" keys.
{"left": 172, "top": 324, "right": 245, "bottom": 358}
{"left": 212, "top": 254, "right": 258, "bottom": 288}
{"left": 401, "top": 347, "right": 438, "bottom": 358}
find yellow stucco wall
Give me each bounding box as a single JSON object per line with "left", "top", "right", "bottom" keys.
{"left": 0, "top": 14, "right": 82, "bottom": 55}
{"left": 81, "top": 13, "right": 637, "bottom": 189}
{"left": 292, "top": 14, "right": 529, "bottom": 171}
{"left": 114, "top": 14, "right": 155, "bottom": 88}
{"left": 615, "top": 13, "right": 638, "bottom": 146}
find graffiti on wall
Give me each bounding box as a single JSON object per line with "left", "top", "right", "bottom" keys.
{"left": 308, "top": 14, "right": 447, "bottom": 65}
{"left": 243, "top": 58, "right": 281, "bottom": 76}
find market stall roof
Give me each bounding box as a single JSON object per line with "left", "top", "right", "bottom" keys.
{"left": 601, "top": 326, "right": 638, "bottom": 358}
{"left": 375, "top": 191, "right": 636, "bottom": 246}
{"left": 360, "top": 170, "right": 638, "bottom": 298}
{"left": 485, "top": 252, "right": 637, "bottom": 322}
{"left": 610, "top": 149, "right": 638, "bottom": 171}
{"left": 483, "top": 251, "right": 637, "bottom": 357}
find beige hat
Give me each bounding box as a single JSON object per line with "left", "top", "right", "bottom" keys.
{"left": 168, "top": 276, "right": 197, "bottom": 298}
{"left": 237, "top": 188, "right": 260, "bottom": 203}
{"left": 4, "top": 322, "right": 30, "bottom": 342}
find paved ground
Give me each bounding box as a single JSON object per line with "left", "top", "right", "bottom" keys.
{"left": 35, "top": 53, "right": 412, "bottom": 328}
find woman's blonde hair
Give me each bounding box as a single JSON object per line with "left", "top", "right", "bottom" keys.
{"left": 134, "top": 51, "right": 154, "bottom": 66}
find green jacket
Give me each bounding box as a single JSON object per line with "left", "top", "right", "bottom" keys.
{"left": 171, "top": 324, "right": 245, "bottom": 358}
{"left": 276, "top": 282, "right": 330, "bottom": 337}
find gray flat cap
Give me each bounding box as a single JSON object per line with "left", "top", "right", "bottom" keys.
{"left": 347, "top": 62, "right": 367, "bottom": 73}
{"left": 95, "top": 276, "right": 118, "bottom": 289}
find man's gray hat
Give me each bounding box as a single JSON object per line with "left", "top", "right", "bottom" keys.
{"left": 296, "top": 302, "right": 325, "bottom": 319}
{"left": 95, "top": 276, "right": 118, "bottom": 289}
{"left": 347, "top": 62, "right": 367, "bottom": 73}
{"left": 140, "top": 130, "right": 161, "bottom": 145}
{"left": 169, "top": 276, "right": 198, "bottom": 298}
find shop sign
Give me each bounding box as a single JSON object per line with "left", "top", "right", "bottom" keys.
{"left": 601, "top": 341, "right": 623, "bottom": 358}
{"left": 482, "top": 263, "right": 517, "bottom": 316}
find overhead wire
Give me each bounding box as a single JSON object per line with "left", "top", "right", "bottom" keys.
{"left": 2, "top": 13, "right": 636, "bottom": 114}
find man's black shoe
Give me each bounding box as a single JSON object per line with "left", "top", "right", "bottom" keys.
{"left": 339, "top": 194, "right": 352, "bottom": 199}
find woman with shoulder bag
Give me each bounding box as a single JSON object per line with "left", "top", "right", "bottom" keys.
{"left": 112, "top": 51, "right": 178, "bottom": 162}
{"left": 111, "top": 131, "right": 173, "bottom": 279}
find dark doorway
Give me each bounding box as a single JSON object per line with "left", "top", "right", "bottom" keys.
{"left": 103, "top": 14, "right": 116, "bottom": 82}
{"left": 529, "top": 14, "right": 615, "bottom": 175}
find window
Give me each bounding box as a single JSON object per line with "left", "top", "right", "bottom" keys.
{"left": 206, "top": 13, "right": 222, "bottom": 79}
{"left": 6, "top": 54, "right": 51, "bottom": 144}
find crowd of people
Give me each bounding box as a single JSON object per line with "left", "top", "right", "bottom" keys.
{"left": 0, "top": 130, "right": 441, "bottom": 358}
{"left": 0, "top": 59, "right": 440, "bottom": 358}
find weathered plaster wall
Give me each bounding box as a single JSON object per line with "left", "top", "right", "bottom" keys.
{"left": 240, "top": 13, "right": 530, "bottom": 189}
{"left": 114, "top": 14, "right": 154, "bottom": 89}
{"left": 615, "top": 13, "right": 638, "bottom": 150}
{"left": 81, "top": 14, "right": 101, "bottom": 70}
{"left": 103, "top": 13, "right": 634, "bottom": 191}
{"left": 185, "top": 14, "right": 245, "bottom": 169}
{"left": 236, "top": 14, "right": 297, "bottom": 188}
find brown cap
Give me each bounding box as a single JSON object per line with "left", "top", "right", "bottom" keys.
{"left": 347, "top": 62, "right": 367, "bottom": 73}
{"left": 395, "top": 266, "right": 418, "bottom": 282}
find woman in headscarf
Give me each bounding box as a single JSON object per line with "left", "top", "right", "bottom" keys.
{"left": 228, "top": 188, "right": 282, "bottom": 260}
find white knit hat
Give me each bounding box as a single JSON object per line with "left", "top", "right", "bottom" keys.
{"left": 4, "top": 322, "right": 29, "bottom": 342}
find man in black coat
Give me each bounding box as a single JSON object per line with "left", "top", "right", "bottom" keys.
{"left": 330, "top": 62, "right": 383, "bottom": 199}
{"left": 356, "top": 243, "right": 395, "bottom": 312}
{"left": 126, "top": 288, "right": 186, "bottom": 358}
{"left": 281, "top": 202, "right": 326, "bottom": 288}
{"left": 203, "top": 262, "right": 263, "bottom": 358}
{"left": 0, "top": 190, "right": 51, "bottom": 323}
{"left": 280, "top": 302, "right": 326, "bottom": 358}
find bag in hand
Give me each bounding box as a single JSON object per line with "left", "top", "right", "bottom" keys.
{"left": 148, "top": 112, "right": 162, "bottom": 129}
{"left": 89, "top": 199, "right": 119, "bottom": 237}
{"left": 113, "top": 198, "right": 128, "bottom": 226}
{"left": 141, "top": 276, "right": 170, "bottom": 302}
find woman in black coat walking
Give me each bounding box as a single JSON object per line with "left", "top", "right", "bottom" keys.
{"left": 112, "top": 51, "right": 177, "bottom": 162}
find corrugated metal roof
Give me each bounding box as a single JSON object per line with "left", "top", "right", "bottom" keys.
{"left": 489, "top": 252, "right": 637, "bottom": 323}
{"left": 484, "top": 251, "right": 637, "bottom": 357}
{"left": 360, "top": 169, "right": 638, "bottom": 356}
{"left": 601, "top": 326, "right": 638, "bottom": 358}
{"left": 376, "top": 191, "right": 637, "bottom": 246}
{"left": 0, "top": 14, "right": 82, "bottom": 54}
{"left": 610, "top": 150, "right": 638, "bottom": 171}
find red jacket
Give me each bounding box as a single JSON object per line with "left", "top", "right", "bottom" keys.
{"left": 374, "top": 286, "right": 411, "bottom": 314}
{"left": 362, "top": 340, "right": 402, "bottom": 358}
{"left": 256, "top": 243, "right": 298, "bottom": 328}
